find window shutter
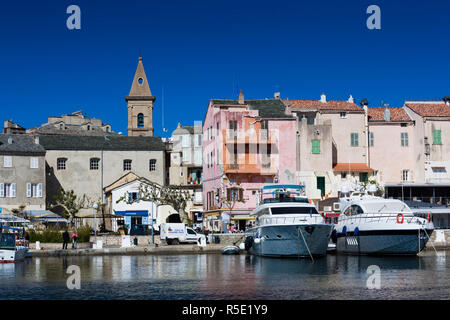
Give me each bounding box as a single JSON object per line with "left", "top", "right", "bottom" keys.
{"left": 312, "top": 140, "right": 320, "bottom": 154}
{"left": 4, "top": 156, "right": 12, "bottom": 168}
{"left": 227, "top": 189, "right": 231, "bottom": 201}
{"left": 11, "top": 183, "right": 16, "bottom": 198}
{"left": 38, "top": 183, "right": 43, "bottom": 198}
{"left": 239, "top": 188, "right": 243, "bottom": 201}
{"left": 27, "top": 183, "right": 31, "bottom": 198}
{"left": 0, "top": 183, "right": 4, "bottom": 197}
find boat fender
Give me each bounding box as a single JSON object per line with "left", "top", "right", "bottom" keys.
{"left": 354, "top": 227, "right": 359, "bottom": 236}
{"left": 254, "top": 238, "right": 261, "bottom": 244}
{"left": 342, "top": 226, "right": 347, "bottom": 236}
{"left": 427, "top": 213, "right": 431, "bottom": 223}
{"left": 397, "top": 213, "right": 404, "bottom": 224}
{"left": 244, "top": 236, "right": 254, "bottom": 250}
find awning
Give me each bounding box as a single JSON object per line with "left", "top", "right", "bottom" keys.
{"left": 231, "top": 215, "right": 255, "bottom": 220}
{"left": 0, "top": 214, "right": 29, "bottom": 224}
{"left": 204, "top": 211, "right": 221, "bottom": 218}
{"left": 333, "top": 163, "right": 373, "bottom": 172}
{"left": 324, "top": 212, "right": 340, "bottom": 218}
{"left": 23, "top": 210, "right": 68, "bottom": 223}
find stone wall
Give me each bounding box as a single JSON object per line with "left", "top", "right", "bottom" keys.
{"left": 29, "top": 242, "right": 91, "bottom": 250}
{"left": 89, "top": 234, "right": 161, "bottom": 246}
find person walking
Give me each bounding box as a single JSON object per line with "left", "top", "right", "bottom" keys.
{"left": 72, "top": 231, "right": 78, "bottom": 249}
{"left": 62, "top": 230, "right": 70, "bottom": 250}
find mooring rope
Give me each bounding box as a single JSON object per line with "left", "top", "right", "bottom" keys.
{"left": 298, "top": 226, "right": 314, "bottom": 262}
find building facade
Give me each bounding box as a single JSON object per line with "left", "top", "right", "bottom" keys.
{"left": 28, "top": 110, "right": 113, "bottom": 136}
{"left": 0, "top": 134, "right": 46, "bottom": 211}
{"left": 284, "top": 94, "right": 373, "bottom": 199}
{"left": 202, "top": 92, "right": 297, "bottom": 231}
{"left": 168, "top": 123, "right": 203, "bottom": 228}
{"left": 39, "top": 135, "right": 166, "bottom": 219}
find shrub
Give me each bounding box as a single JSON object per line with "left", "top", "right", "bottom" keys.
{"left": 75, "top": 225, "right": 92, "bottom": 243}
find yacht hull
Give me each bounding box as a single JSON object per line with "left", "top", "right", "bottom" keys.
{"left": 0, "top": 247, "right": 27, "bottom": 263}
{"left": 336, "top": 229, "right": 434, "bottom": 255}
{"left": 248, "top": 224, "right": 333, "bottom": 258}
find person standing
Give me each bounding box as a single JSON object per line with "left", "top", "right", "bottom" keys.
{"left": 72, "top": 231, "right": 78, "bottom": 249}
{"left": 62, "top": 230, "right": 70, "bottom": 250}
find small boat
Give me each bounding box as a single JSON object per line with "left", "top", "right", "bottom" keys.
{"left": 221, "top": 245, "right": 240, "bottom": 255}
{"left": 0, "top": 226, "right": 28, "bottom": 263}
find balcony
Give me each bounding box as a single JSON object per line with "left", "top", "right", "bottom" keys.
{"left": 223, "top": 163, "right": 277, "bottom": 175}
{"left": 223, "top": 129, "right": 278, "bottom": 145}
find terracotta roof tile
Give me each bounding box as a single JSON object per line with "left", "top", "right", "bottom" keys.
{"left": 283, "top": 99, "right": 362, "bottom": 112}
{"left": 367, "top": 107, "right": 412, "bottom": 122}
{"left": 405, "top": 102, "right": 450, "bottom": 117}
{"left": 333, "top": 163, "right": 373, "bottom": 172}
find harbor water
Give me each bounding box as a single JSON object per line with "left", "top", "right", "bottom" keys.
{"left": 0, "top": 250, "right": 449, "bottom": 300}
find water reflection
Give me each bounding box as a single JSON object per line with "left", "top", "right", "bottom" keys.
{"left": 0, "top": 251, "right": 448, "bottom": 300}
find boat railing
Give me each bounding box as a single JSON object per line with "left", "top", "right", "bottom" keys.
{"left": 259, "top": 215, "right": 324, "bottom": 226}
{"left": 340, "top": 214, "right": 425, "bottom": 225}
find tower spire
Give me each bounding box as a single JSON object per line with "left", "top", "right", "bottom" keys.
{"left": 126, "top": 57, "right": 155, "bottom": 137}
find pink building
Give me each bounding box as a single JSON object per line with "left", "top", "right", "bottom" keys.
{"left": 202, "top": 92, "right": 297, "bottom": 231}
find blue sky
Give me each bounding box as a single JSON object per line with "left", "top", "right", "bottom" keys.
{"left": 0, "top": 0, "right": 449, "bottom": 137}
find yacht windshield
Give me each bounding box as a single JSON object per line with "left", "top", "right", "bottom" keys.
{"left": 271, "top": 207, "right": 318, "bottom": 215}
{"left": 364, "top": 201, "right": 412, "bottom": 213}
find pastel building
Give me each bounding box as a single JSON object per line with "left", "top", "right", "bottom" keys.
{"left": 284, "top": 94, "right": 373, "bottom": 199}
{"left": 202, "top": 92, "right": 297, "bottom": 231}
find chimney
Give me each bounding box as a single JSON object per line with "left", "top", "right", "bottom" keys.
{"left": 274, "top": 92, "right": 281, "bottom": 99}
{"left": 34, "top": 136, "right": 39, "bottom": 145}
{"left": 384, "top": 108, "right": 391, "bottom": 122}
{"left": 320, "top": 93, "right": 326, "bottom": 103}
{"left": 348, "top": 95, "right": 354, "bottom": 103}
{"left": 238, "top": 90, "right": 244, "bottom": 104}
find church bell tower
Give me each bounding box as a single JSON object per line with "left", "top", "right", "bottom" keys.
{"left": 126, "top": 57, "right": 155, "bottom": 136}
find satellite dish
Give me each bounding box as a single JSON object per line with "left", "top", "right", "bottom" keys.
{"left": 368, "top": 184, "right": 378, "bottom": 193}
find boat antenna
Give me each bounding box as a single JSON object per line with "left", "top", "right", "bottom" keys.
{"left": 162, "top": 85, "right": 167, "bottom": 133}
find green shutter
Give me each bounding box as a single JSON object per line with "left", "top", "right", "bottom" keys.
{"left": 312, "top": 140, "right": 320, "bottom": 154}
{"left": 433, "top": 130, "right": 442, "bottom": 145}
{"left": 351, "top": 133, "right": 359, "bottom": 146}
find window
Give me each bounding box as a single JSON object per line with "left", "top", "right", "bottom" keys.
{"left": 312, "top": 140, "right": 320, "bottom": 154}
{"left": 360, "top": 172, "right": 368, "bottom": 183}
{"left": 27, "top": 183, "right": 43, "bottom": 198}
{"left": 401, "top": 132, "right": 408, "bottom": 147}
{"left": 271, "top": 207, "right": 319, "bottom": 215}
{"left": 0, "top": 183, "right": 16, "bottom": 198}
{"left": 433, "top": 130, "right": 442, "bottom": 145}
{"left": 87, "top": 125, "right": 91, "bottom": 131}
{"left": 369, "top": 132, "right": 374, "bottom": 147}
{"left": 260, "top": 120, "right": 269, "bottom": 139}
{"left": 344, "top": 205, "right": 364, "bottom": 216}
{"left": 229, "top": 120, "right": 237, "bottom": 139}
{"left": 342, "top": 172, "right": 347, "bottom": 179}
{"left": 123, "top": 159, "right": 132, "bottom": 171}
{"left": 187, "top": 228, "right": 196, "bottom": 235}
{"left": 149, "top": 159, "right": 157, "bottom": 171}
{"left": 137, "top": 114, "right": 144, "bottom": 128}
{"left": 194, "top": 134, "right": 202, "bottom": 147}
{"left": 3, "top": 156, "right": 12, "bottom": 168}
{"left": 129, "top": 192, "right": 139, "bottom": 203}
{"left": 351, "top": 133, "right": 359, "bottom": 147}
{"left": 90, "top": 158, "right": 99, "bottom": 170}
{"left": 182, "top": 149, "right": 191, "bottom": 162}
{"left": 194, "top": 150, "right": 202, "bottom": 166}
{"left": 227, "top": 188, "right": 243, "bottom": 201}
{"left": 182, "top": 135, "right": 190, "bottom": 147}
{"left": 57, "top": 158, "right": 67, "bottom": 170}
{"left": 30, "top": 157, "right": 39, "bottom": 169}
{"left": 340, "top": 112, "right": 347, "bottom": 119}
{"left": 402, "top": 170, "right": 410, "bottom": 181}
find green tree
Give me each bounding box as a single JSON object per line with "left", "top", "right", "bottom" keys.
{"left": 48, "top": 189, "right": 95, "bottom": 224}
{"left": 117, "top": 181, "right": 193, "bottom": 225}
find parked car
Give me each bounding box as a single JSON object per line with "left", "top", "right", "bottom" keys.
{"left": 160, "top": 223, "right": 205, "bottom": 245}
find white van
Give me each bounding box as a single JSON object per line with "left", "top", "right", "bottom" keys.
{"left": 160, "top": 223, "right": 205, "bottom": 245}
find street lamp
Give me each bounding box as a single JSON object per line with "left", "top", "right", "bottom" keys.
{"left": 93, "top": 203, "right": 98, "bottom": 244}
